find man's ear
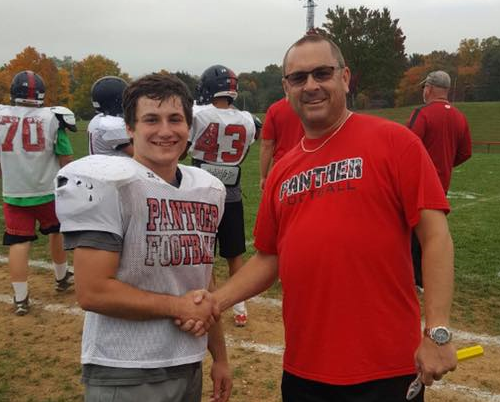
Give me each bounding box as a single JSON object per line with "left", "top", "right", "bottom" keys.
{"left": 282, "top": 78, "right": 290, "bottom": 99}
{"left": 342, "top": 66, "right": 351, "bottom": 94}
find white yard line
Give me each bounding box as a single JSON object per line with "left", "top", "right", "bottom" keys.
{"left": 1, "top": 293, "right": 500, "bottom": 401}
{"left": 453, "top": 194, "right": 500, "bottom": 211}
{"left": 2, "top": 252, "right": 500, "bottom": 348}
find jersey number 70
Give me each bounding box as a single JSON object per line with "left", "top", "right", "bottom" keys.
{"left": 0, "top": 116, "right": 46, "bottom": 152}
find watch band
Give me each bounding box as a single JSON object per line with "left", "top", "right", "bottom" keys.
{"left": 424, "top": 326, "right": 452, "bottom": 345}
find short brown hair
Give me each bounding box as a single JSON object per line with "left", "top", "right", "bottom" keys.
{"left": 123, "top": 73, "right": 194, "bottom": 129}
{"left": 282, "top": 34, "right": 346, "bottom": 75}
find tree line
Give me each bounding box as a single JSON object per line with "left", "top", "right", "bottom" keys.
{"left": 1, "top": 6, "right": 499, "bottom": 117}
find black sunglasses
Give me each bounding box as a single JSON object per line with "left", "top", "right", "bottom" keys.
{"left": 284, "top": 65, "right": 341, "bottom": 87}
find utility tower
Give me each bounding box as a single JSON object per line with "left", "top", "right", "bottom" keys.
{"left": 302, "top": 0, "right": 317, "bottom": 33}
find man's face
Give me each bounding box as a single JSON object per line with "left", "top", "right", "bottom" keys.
{"left": 127, "top": 95, "right": 189, "bottom": 176}
{"left": 282, "top": 41, "right": 350, "bottom": 136}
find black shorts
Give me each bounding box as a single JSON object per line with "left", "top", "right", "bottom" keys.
{"left": 217, "top": 201, "right": 246, "bottom": 259}
{"left": 281, "top": 371, "right": 424, "bottom": 402}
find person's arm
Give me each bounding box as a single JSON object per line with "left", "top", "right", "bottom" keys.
{"left": 73, "top": 247, "right": 217, "bottom": 325}
{"left": 207, "top": 277, "right": 232, "bottom": 402}
{"left": 454, "top": 123, "right": 472, "bottom": 167}
{"left": 259, "top": 139, "right": 275, "bottom": 190}
{"left": 215, "top": 251, "right": 278, "bottom": 312}
{"left": 58, "top": 154, "right": 73, "bottom": 167}
{"left": 176, "top": 251, "right": 278, "bottom": 335}
{"left": 55, "top": 129, "right": 74, "bottom": 167}
{"left": 413, "top": 209, "right": 457, "bottom": 386}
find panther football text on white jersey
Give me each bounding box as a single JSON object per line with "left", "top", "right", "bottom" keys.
{"left": 188, "top": 104, "right": 256, "bottom": 166}
{"left": 55, "top": 155, "right": 226, "bottom": 368}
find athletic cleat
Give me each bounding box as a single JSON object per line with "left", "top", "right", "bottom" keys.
{"left": 234, "top": 314, "right": 247, "bottom": 327}
{"left": 55, "top": 271, "right": 74, "bottom": 292}
{"left": 14, "top": 295, "right": 30, "bottom": 316}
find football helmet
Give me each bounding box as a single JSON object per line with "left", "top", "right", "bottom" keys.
{"left": 195, "top": 65, "right": 238, "bottom": 105}
{"left": 91, "top": 76, "right": 127, "bottom": 116}
{"left": 10, "top": 70, "right": 45, "bottom": 106}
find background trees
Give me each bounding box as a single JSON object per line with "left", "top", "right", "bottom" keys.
{"left": 1, "top": 30, "right": 499, "bottom": 114}
{"left": 319, "top": 6, "right": 407, "bottom": 108}
{"left": 72, "top": 55, "right": 130, "bottom": 119}
{"left": 0, "top": 47, "right": 70, "bottom": 106}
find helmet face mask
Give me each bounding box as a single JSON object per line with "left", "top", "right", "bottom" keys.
{"left": 10, "top": 70, "right": 46, "bottom": 106}
{"left": 91, "top": 76, "right": 128, "bottom": 116}
{"left": 195, "top": 65, "right": 238, "bottom": 105}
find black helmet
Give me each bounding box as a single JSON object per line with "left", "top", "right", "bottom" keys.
{"left": 10, "top": 70, "right": 45, "bottom": 106}
{"left": 195, "top": 65, "right": 238, "bottom": 105}
{"left": 91, "top": 76, "right": 127, "bottom": 116}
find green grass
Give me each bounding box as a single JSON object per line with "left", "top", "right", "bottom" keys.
{"left": 1, "top": 104, "right": 499, "bottom": 328}
{"left": 363, "top": 101, "right": 500, "bottom": 143}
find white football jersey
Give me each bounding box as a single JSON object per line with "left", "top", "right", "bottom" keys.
{"left": 188, "top": 104, "right": 256, "bottom": 166}
{"left": 55, "top": 155, "right": 226, "bottom": 368}
{"left": 0, "top": 104, "right": 60, "bottom": 197}
{"left": 87, "top": 114, "right": 131, "bottom": 156}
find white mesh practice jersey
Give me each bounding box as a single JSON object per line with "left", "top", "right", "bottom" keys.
{"left": 188, "top": 104, "right": 256, "bottom": 166}
{"left": 87, "top": 114, "right": 131, "bottom": 156}
{"left": 0, "top": 105, "right": 60, "bottom": 197}
{"left": 55, "top": 155, "right": 226, "bottom": 368}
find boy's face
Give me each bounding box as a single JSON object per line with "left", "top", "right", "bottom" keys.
{"left": 127, "top": 95, "right": 189, "bottom": 176}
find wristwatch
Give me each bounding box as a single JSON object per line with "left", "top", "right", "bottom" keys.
{"left": 424, "top": 326, "right": 452, "bottom": 345}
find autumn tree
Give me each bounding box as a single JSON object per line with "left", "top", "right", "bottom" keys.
{"left": 0, "top": 47, "right": 70, "bottom": 106}
{"left": 320, "top": 6, "right": 407, "bottom": 107}
{"left": 72, "top": 55, "right": 129, "bottom": 118}
{"left": 476, "top": 36, "right": 500, "bottom": 101}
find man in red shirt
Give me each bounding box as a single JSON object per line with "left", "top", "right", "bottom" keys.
{"left": 259, "top": 97, "right": 303, "bottom": 190}
{"left": 179, "top": 35, "right": 457, "bottom": 402}
{"left": 407, "top": 70, "right": 472, "bottom": 288}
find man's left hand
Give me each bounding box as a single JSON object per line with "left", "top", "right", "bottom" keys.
{"left": 414, "top": 337, "right": 457, "bottom": 386}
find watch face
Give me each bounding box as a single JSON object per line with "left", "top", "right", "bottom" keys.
{"left": 433, "top": 327, "right": 451, "bottom": 344}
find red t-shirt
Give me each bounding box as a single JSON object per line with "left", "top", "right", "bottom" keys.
{"left": 261, "top": 98, "right": 303, "bottom": 163}
{"left": 254, "top": 113, "right": 449, "bottom": 385}
{"left": 407, "top": 100, "right": 472, "bottom": 193}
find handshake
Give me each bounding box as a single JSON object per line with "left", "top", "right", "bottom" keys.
{"left": 175, "top": 289, "right": 221, "bottom": 337}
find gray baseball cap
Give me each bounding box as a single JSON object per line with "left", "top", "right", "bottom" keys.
{"left": 420, "top": 70, "right": 451, "bottom": 88}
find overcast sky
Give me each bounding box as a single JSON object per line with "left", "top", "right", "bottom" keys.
{"left": 1, "top": 0, "right": 499, "bottom": 77}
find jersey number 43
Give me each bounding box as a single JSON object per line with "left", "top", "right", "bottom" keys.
{"left": 194, "top": 122, "right": 247, "bottom": 163}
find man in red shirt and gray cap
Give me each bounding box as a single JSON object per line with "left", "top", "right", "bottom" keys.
{"left": 407, "top": 70, "right": 472, "bottom": 289}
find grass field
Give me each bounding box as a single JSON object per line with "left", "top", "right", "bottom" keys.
{"left": 0, "top": 102, "right": 499, "bottom": 313}
{"left": 0, "top": 102, "right": 499, "bottom": 401}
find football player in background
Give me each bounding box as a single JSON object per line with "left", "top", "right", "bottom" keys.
{"left": 55, "top": 73, "right": 231, "bottom": 402}
{"left": 187, "top": 65, "right": 258, "bottom": 327}
{"left": 88, "top": 76, "right": 133, "bottom": 156}
{"left": 0, "top": 70, "right": 75, "bottom": 315}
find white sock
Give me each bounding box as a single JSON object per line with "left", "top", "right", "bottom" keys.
{"left": 12, "top": 282, "right": 28, "bottom": 302}
{"left": 53, "top": 262, "right": 68, "bottom": 281}
{"left": 233, "top": 301, "right": 247, "bottom": 316}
